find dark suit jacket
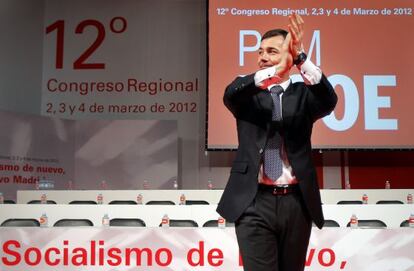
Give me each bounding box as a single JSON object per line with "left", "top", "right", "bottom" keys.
{"left": 216, "top": 73, "right": 337, "bottom": 229}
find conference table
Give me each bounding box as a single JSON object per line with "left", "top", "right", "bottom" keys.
{"left": 16, "top": 189, "right": 414, "bottom": 205}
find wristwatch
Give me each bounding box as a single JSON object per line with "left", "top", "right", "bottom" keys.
{"left": 293, "top": 52, "right": 307, "bottom": 66}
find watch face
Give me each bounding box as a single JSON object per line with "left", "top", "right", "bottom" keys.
{"left": 294, "top": 53, "right": 307, "bottom": 65}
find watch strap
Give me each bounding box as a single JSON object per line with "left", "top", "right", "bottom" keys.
{"left": 293, "top": 52, "right": 307, "bottom": 66}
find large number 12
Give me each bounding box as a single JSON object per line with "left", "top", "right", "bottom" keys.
{"left": 46, "top": 19, "right": 105, "bottom": 70}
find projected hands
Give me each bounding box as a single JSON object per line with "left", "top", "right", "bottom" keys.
{"left": 288, "top": 13, "right": 305, "bottom": 61}
{"left": 276, "top": 33, "right": 293, "bottom": 78}
{"left": 275, "top": 13, "right": 304, "bottom": 79}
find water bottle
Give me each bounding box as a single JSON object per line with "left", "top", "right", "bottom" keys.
{"left": 136, "top": 194, "right": 143, "bottom": 204}
{"left": 173, "top": 180, "right": 178, "bottom": 189}
{"left": 40, "top": 193, "right": 47, "bottom": 204}
{"left": 179, "top": 194, "right": 186, "bottom": 205}
{"left": 207, "top": 180, "right": 213, "bottom": 190}
{"left": 407, "top": 194, "right": 413, "bottom": 204}
{"left": 97, "top": 193, "right": 103, "bottom": 205}
{"left": 68, "top": 180, "right": 74, "bottom": 190}
{"left": 143, "top": 180, "right": 149, "bottom": 190}
{"left": 161, "top": 214, "right": 170, "bottom": 228}
{"left": 409, "top": 214, "right": 414, "bottom": 228}
{"left": 102, "top": 214, "right": 110, "bottom": 227}
{"left": 39, "top": 213, "right": 48, "bottom": 227}
{"left": 350, "top": 214, "right": 358, "bottom": 228}
{"left": 362, "top": 193, "right": 368, "bottom": 204}
{"left": 385, "top": 180, "right": 391, "bottom": 189}
{"left": 218, "top": 216, "right": 226, "bottom": 229}
{"left": 0, "top": 192, "right": 4, "bottom": 204}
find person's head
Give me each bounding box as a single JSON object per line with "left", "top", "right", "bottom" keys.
{"left": 257, "top": 29, "right": 288, "bottom": 70}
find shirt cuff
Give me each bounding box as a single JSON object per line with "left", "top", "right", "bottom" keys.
{"left": 299, "top": 59, "right": 322, "bottom": 85}
{"left": 254, "top": 66, "right": 282, "bottom": 89}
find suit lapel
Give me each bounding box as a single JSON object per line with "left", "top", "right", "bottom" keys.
{"left": 255, "top": 90, "right": 273, "bottom": 118}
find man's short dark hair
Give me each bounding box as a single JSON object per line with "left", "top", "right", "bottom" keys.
{"left": 261, "top": 29, "right": 288, "bottom": 41}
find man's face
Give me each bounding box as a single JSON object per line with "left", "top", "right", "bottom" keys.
{"left": 257, "top": 35, "right": 285, "bottom": 70}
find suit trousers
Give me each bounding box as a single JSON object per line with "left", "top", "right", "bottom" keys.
{"left": 235, "top": 184, "right": 312, "bottom": 271}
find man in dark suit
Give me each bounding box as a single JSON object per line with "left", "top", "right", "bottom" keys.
{"left": 217, "top": 14, "right": 337, "bottom": 271}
